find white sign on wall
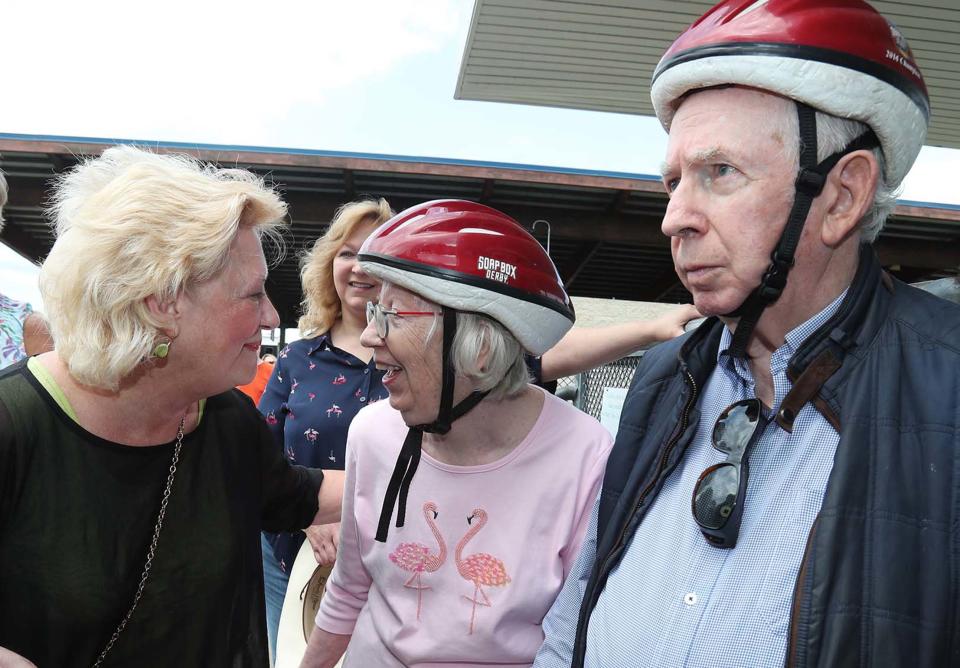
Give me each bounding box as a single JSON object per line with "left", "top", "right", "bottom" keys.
{"left": 599, "top": 386, "right": 628, "bottom": 439}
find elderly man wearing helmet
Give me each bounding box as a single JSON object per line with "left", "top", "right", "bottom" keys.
{"left": 299, "top": 200, "right": 613, "bottom": 667}
{"left": 536, "top": 1, "right": 960, "bottom": 667}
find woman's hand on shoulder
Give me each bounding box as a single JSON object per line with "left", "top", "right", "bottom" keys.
{"left": 649, "top": 303, "right": 701, "bottom": 342}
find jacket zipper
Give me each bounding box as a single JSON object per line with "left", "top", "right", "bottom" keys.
{"left": 608, "top": 367, "right": 698, "bottom": 559}
{"left": 785, "top": 517, "right": 819, "bottom": 667}
{"left": 574, "top": 367, "right": 698, "bottom": 666}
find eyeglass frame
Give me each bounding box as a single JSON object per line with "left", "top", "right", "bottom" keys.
{"left": 690, "top": 397, "right": 769, "bottom": 549}
{"left": 365, "top": 301, "right": 441, "bottom": 339}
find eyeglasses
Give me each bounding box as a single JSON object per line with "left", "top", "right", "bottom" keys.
{"left": 691, "top": 398, "right": 768, "bottom": 549}
{"left": 365, "top": 301, "right": 440, "bottom": 339}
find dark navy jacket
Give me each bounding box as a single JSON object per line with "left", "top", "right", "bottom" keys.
{"left": 572, "top": 247, "right": 960, "bottom": 667}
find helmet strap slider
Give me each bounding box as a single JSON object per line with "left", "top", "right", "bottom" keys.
{"left": 795, "top": 168, "right": 829, "bottom": 197}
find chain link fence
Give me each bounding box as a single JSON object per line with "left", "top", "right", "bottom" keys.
{"left": 574, "top": 353, "right": 645, "bottom": 420}
{"left": 555, "top": 318, "right": 706, "bottom": 422}
{"left": 552, "top": 353, "right": 645, "bottom": 421}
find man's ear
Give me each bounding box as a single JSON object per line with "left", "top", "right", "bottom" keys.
{"left": 821, "top": 150, "right": 880, "bottom": 248}
{"left": 144, "top": 293, "right": 181, "bottom": 339}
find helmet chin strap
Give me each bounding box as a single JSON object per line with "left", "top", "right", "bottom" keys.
{"left": 725, "top": 103, "right": 879, "bottom": 358}
{"left": 376, "top": 309, "right": 489, "bottom": 542}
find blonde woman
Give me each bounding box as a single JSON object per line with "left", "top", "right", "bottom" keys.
{"left": 0, "top": 147, "right": 342, "bottom": 667}
{"left": 259, "top": 198, "right": 394, "bottom": 662}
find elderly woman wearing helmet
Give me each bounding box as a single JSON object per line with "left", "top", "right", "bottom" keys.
{"left": 300, "top": 200, "right": 613, "bottom": 667}
{"left": 0, "top": 147, "right": 342, "bottom": 667}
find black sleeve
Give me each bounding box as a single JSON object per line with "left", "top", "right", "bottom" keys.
{"left": 524, "top": 354, "right": 558, "bottom": 395}
{"left": 255, "top": 414, "right": 324, "bottom": 533}
{"left": 0, "top": 396, "right": 16, "bottom": 533}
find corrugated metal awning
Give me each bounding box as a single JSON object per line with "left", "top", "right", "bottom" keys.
{"left": 2, "top": 134, "right": 958, "bottom": 328}
{"left": 456, "top": 0, "right": 960, "bottom": 149}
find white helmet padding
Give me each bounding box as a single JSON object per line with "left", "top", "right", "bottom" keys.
{"left": 652, "top": 55, "right": 927, "bottom": 184}
{"left": 362, "top": 260, "right": 573, "bottom": 357}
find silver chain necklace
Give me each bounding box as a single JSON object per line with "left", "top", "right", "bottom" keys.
{"left": 91, "top": 416, "right": 185, "bottom": 668}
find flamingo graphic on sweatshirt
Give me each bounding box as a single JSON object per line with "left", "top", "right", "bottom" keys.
{"left": 456, "top": 508, "right": 511, "bottom": 634}
{"left": 388, "top": 502, "right": 446, "bottom": 620}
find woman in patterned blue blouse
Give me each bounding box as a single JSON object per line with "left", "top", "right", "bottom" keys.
{"left": 258, "top": 198, "right": 394, "bottom": 662}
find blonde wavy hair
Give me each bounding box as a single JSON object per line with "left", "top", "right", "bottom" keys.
{"left": 40, "top": 145, "right": 287, "bottom": 390}
{"left": 298, "top": 198, "right": 394, "bottom": 336}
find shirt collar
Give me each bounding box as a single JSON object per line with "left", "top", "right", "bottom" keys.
{"left": 305, "top": 331, "right": 333, "bottom": 356}
{"left": 717, "top": 288, "right": 850, "bottom": 388}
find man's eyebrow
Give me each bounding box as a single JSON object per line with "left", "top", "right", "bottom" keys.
{"left": 693, "top": 147, "right": 726, "bottom": 163}
{"left": 660, "top": 147, "right": 730, "bottom": 177}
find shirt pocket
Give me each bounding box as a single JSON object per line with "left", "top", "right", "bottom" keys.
{"left": 755, "top": 487, "right": 824, "bottom": 637}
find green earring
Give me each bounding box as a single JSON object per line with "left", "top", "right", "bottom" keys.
{"left": 152, "top": 340, "right": 171, "bottom": 359}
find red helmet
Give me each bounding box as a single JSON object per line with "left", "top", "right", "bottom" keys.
{"left": 358, "top": 199, "right": 575, "bottom": 355}
{"left": 651, "top": 0, "right": 929, "bottom": 184}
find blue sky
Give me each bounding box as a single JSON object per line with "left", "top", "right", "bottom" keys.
{"left": 3, "top": 0, "right": 959, "bottom": 312}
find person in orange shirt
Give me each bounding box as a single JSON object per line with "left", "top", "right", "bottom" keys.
{"left": 238, "top": 352, "right": 276, "bottom": 405}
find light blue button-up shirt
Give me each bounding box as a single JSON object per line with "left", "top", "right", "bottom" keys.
{"left": 535, "top": 291, "right": 846, "bottom": 668}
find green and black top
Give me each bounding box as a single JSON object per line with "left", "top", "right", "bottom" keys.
{"left": 0, "top": 358, "right": 323, "bottom": 667}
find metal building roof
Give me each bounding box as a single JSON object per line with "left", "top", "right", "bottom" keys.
{"left": 456, "top": 0, "right": 960, "bottom": 149}
{"left": 1, "top": 134, "right": 958, "bottom": 328}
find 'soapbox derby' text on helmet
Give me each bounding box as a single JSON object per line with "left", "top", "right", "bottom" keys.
{"left": 358, "top": 199, "right": 575, "bottom": 356}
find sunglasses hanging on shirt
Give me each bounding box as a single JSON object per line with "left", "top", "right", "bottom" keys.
{"left": 691, "top": 398, "right": 770, "bottom": 548}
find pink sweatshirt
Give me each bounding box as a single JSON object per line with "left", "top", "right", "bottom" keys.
{"left": 316, "top": 388, "right": 612, "bottom": 667}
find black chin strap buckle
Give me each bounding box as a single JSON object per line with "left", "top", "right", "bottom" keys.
{"left": 757, "top": 249, "right": 794, "bottom": 303}
{"left": 795, "top": 168, "right": 828, "bottom": 197}
{"left": 419, "top": 421, "right": 451, "bottom": 435}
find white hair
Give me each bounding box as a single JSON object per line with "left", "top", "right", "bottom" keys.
{"left": 811, "top": 111, "right": 896, "bottom": 242}
{"left": 771, "top": 97, "right": 896, "bottom": 242}
{"left": 450, "top": 311, "right": 531, "bottom": 400}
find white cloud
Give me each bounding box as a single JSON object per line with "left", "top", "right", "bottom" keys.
{"left": 900, "top": 145, "right": 960, "bottom": 205}
{"left": 1, "top": 0, "right": 957, "bottom": 204}
{"left": 2, "top": 0, "right": 468, "bottom": 143}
